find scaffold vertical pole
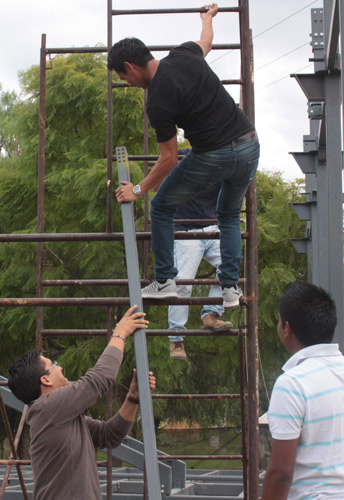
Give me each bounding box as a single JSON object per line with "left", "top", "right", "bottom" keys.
{"left": 239, "top": 0, "right": 260, "bottom": 497}
{"left": 107, "top": 0, "right": 114, "bottom": 233}
{"left": 36, "top": 33, "right": 47, "bottom": 352}
{"left": 0, "top": 394, "right": 29, "bottom": 500}
{"left": 106, "top": 307, "right": 114, "bottom": 499}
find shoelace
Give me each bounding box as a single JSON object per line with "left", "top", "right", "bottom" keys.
{"left": 144, "top": 281, "right": 159, "bottom": 292}
{"left": 174, "top": 342, "right": 184, "bottom": 348}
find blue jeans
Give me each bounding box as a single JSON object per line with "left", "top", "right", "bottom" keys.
{"left": 150, "top": 139, "right": 260, "bottom": 284}
{"left": 168, "top": 225, "right": 224, "bottom": 341}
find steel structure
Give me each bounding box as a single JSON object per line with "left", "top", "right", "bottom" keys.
{"left": 0, "top": 2, "right": 260, "bottom": 499}
{"left": 291, "top": 0, "right": 344, "bottom": 350}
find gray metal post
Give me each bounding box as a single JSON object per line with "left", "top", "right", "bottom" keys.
{"left": 291, "top": 2, "right": 343, "bottom": 350}
{"left": 116, "top": 146, "right": 162, "bottom": 500}
{"left": 340, "top": 0, "right": 344, "bottom": 146}
{"left": 319, "top": 1, "right": 343, "bottom": 347}
{"left": 322, "top": 73, "right": 343, "bottom": 347}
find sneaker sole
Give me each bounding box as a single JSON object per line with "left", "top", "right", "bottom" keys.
{"left": 170, "top": 355, "right": 187, "bottom": 360}
{"left": 142, "top": 291, "right": 178, "bottom": 299}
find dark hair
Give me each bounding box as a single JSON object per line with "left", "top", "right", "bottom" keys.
{"left": 107, "top": 37, "right": 154, "bottom": 73}
{"left": 8, "top": 350, "right": 47, "bottom": 405}
{"left": 279, "top": 280, "right": 337, "bottom": 346}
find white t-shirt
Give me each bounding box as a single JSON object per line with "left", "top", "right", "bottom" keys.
{"left": 268, "top": 343, "right": 344, "bottom": 500}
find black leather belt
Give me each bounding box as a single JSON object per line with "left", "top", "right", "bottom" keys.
{"left": 217, "top": 131, "right": 258, "bottom": 150}
{"left": 232, "top": 130, "right": 258, "bottom": 147}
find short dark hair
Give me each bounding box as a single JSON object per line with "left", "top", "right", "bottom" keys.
{"left": 279, "top": 280, "right": 337, "bottom": 346}
{"left": 107, "top": 37, "right": 154, "bottom": 73}
{"left": 8, "top": 350, "right": 47, "bottom": 405}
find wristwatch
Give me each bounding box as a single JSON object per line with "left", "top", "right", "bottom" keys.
{"left": 133, "top": 184, "right": 142, "bottom": 197}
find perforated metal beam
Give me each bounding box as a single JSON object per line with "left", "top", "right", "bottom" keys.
{"left": 116, "top": 146, "right": 162, "bottom": 500}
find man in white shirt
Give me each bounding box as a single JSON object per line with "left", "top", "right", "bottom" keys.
{"left": 262, "top": 280, "right": 344, "bottom": 500}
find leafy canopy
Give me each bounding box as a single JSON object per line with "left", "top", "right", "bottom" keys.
{"left": 0, "top": 53, "right": 306, "bottom": 428}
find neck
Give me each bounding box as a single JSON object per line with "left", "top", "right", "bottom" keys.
{"left": 145, "top": 59, "right": 160, "bottom": 83}
{"left": 288, "top": 339, "right": 306, "bottom": 355}
{"left": 41, "top": 386, "right": 55, "bottom": 396}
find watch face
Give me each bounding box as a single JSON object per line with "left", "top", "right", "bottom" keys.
{"left": 133, "top": 185, "right": 141, "bottom": 196}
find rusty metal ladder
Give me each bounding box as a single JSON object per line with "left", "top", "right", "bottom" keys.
{"left": 107, "top": 3, "right": 259, "bottom": 499}
{"left": 0, "top": 2, "right": 259, "bottom": 499}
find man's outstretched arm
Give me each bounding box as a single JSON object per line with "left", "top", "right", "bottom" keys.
{"left": 261, "top": 438, "right": 298, "bottom": 500}
{"left": 115, "top": 135, "right": 178, "bottom": 203}
{"left": 196, "top": 3, "right": 218, "bottom": 57}
{"left": 86, "top": 370, "right": 156, "bottom": 449}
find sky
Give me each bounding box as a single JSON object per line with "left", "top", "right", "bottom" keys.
{"left": 0, "top": 0, "right": 324, "bottom": 181}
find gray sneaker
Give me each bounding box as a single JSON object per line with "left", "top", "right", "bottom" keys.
{"left": 141, "top": 279, "right": 177, "bottom": 299}
{"left": 222, "top": 285, "right": 243, "bottom": 308}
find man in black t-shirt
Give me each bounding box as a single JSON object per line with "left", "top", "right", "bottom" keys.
{"left": 108, "top": 3, "right": 260, "bottom": 308}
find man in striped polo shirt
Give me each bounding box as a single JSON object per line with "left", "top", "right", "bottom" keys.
{"left": 262, "top": 280, "right": 344, "bottom": 500}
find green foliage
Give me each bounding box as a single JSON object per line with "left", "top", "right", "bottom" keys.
{"left": 0, "top": 54, "right": 306, "bottom": 430}
{"left": 258, "top": 171, "right": 306, "bottom": 328}
{"left": 0, "top": 53, "right": 158, "bottom": 380}
{"left": 0, "top": 85, "right": 21, "bottom": 158}
{"left": 256, "top": 170, "right": 307, "bottom": 411}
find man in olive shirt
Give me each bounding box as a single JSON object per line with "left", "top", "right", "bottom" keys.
{"left": 8, "top": 306, "right": 153, "bottom": 500}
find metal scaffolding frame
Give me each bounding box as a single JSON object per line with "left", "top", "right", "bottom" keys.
{"left": 0, "top": 2, "right": 260, "bottom": 499}
{"left": 291, "top": 0, "right": 344, "bottom": 350}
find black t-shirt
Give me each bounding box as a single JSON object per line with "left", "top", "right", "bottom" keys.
{"left": 146, "top": 42, "right": 254, "bottom": 153}
{"left": 174, "top": 181, "right": 220, "bottom": 231}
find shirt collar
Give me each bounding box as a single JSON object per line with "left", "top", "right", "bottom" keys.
{"left": 282, "top": 343, "right": 342, "bottom": 372}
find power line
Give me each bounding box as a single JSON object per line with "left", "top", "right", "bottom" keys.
{"left": 254, "top": 0, "right": 320, "bottom": 40}
{"left": 256, "top": 63, "right": 313, "bottom": 92}
{"left": 255, "top": 42, "right": 310, "bottom": 72}
{"left": 208, "top": 0, "right": 321, "bottom": 66}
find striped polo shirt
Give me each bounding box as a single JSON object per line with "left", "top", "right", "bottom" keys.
{"left": 268, "top": 343, "right": 344, "bottom": 500}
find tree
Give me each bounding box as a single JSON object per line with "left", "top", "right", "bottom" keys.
{"left": 0, "top": 53, "right": 157, "bottom": 401}
{"left": 0, "top": 85, "right": 20, "bottom": 159}
{"left": 256, "top": 170, "right": 307, "bottom": 411}
{"left": 0, "top": 53, "right": 307, "bottom": 434}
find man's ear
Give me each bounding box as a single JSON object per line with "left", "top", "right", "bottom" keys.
{"left": 40, "top": 375, "right": 53, "bottom": 387}
{"left": 284, "top": 320, "right": 293, "bottom": 336}
{"left": 279, "top": 316, "right": 292, "bottom": 341}
{"left": 123, "top": 61, "right": 134, "bottom": 73}
{"left": 284, "top": 320, "right": 304, "bottom": 353}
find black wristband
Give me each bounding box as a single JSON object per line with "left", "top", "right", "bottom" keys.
{"left": 127, "top": 395, "right": 140, "bottom": 405}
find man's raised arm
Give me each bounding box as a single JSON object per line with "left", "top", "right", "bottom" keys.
{"left": 196, "top": 3, "right": 219, "bottom": 57}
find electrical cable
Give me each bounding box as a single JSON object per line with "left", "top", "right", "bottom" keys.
{"left": 255, "top": 42, "right": 310, "bottom": 72}
{"left": 256, "top": 63, "right": 313, "bottom": 91}
{"left": 254, "top": 0, "right": 321, "bottom": 40}
{"left": 208, "top": 0, "right": 321, "bottom": 65}
{"left": 258, "top": 345, "right": 270, "bottom": 405}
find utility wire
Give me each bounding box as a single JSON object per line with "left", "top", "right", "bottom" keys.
{"left": 258, "top": 345, "right": 270, "bottom": 405}
{"left": 255, "top": 42, "right": 310, "bottom": 72}
{"left": 254, "top": 0, "right": 320, "bottom": 40}
{"left": 209, "top": 0, "right": 321, "bottom": 65}
{"left": 256, "top": 63, "right": 313, "bottom": 92}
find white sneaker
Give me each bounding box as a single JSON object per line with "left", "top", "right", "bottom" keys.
{"left": 141, "top": 279, "right": 177, "bottom": 299}
{"left": 222, "top": 285, "right": 243, "bottom": 308}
